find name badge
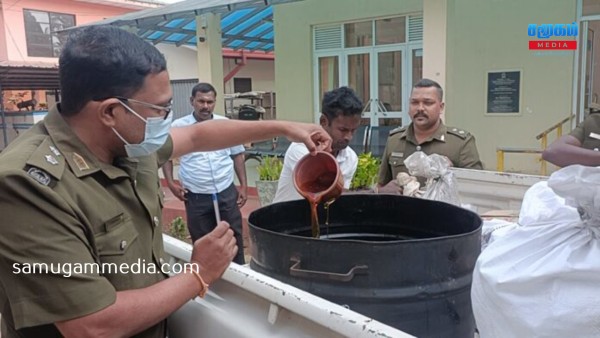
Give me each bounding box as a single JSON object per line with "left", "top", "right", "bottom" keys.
{"left": 391, "top": 152, "right": 404, "bottom": 157}
{"left": 590, "top": 132, "right": 600, "bottom": 140}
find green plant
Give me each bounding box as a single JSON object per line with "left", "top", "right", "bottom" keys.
{"left": 350, "top": 152, "right": 381, "bottom": 190}
{"left": 168, "top": 216, "right": 189, "bottom": 241}
{"left": 257, "top": 156, "right": 283, "bottom": 181}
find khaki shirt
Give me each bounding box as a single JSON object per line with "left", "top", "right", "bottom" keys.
{"left": 378, "top": 122, "right": 483, "bottom": 185}
{"left": 0, "top": 106, "right": 172, "bottom": 338}
{"left": 570, "top": 113, "right": 600, "bottom": 151}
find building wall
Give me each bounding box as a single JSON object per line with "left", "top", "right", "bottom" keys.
{"left": 0, "top": 3, "right": 8, "bottom": 61}
{"left": 0, "top": 0, "right": 144, "bottom": 63}
{"left": 223, "top": 58, "right": 274, "bottom": 93}
{"left": 445, "top": 0, "right": 577, "bottom": 173}
{"left": 157, "top": 44, "right": 274, "bottom": 93}
{"left": 275, "top": 0, "right": 579, "bottom": 174}
{"left": 157, "top": 43, "right": 274, "bottom": 114}
{"left": 273, "top": 0, "right": 422, "bottom": 122}
{"left": 157, "top": 44, "right": 199, "bottom": 81}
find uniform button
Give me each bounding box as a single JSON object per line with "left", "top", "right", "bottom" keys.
{"left": 416, "top": 146, "right": 422, "bottom": 151}
{"left": 159, "top": 258, "right": 165, "bottom": 265}
{"left": 153, "top": 216, "right": 160, "bottom": 226}
{"left": 120, "top": 240, "right": 127, "bottom": 250}
{"left": 134, "top": 180, "right": 137, "bottom": 187}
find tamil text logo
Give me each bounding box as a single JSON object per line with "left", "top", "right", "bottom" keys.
{"left": 528, "top": 23, "right": 578, "bottom": 50}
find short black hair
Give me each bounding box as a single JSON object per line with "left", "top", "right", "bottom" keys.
{"left": 191, "top": 82, "right": 217, "bottom": 97}
{"left": 413, "top": 78, "right": 443, "bottom": 101}
{"left": 321, "top": 86, "right": 363, "bottom": 122}
{"left": 58, "top": 25, "right": 167, "bottom": 116}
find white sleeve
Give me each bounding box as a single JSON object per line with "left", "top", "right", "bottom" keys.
{"left": 230, "top": 144, "right": 245, "bottom": 155}
{"left": 273, "top": 143, "right": 309, "bottom": 203}
{"left": 342, "top": 150, "right": 359, "bottom": 189}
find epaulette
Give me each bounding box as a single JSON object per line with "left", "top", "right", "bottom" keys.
{"left": 24, "top": 138, "right": 65, "bottom": 186}
{"left": 389, "top": 126, "right": 407, "bottom": 136}
{"left": 447, "top": 127, "right": 472, "bottom": 140}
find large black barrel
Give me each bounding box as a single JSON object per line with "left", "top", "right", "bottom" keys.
{"left": 248, "top": 194, "right": 482, "bottom": 338}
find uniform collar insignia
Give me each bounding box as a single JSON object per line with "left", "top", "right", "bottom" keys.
{"left": 45, "top": 154, "right": 59, "bottom": 165}
{"left": 73, "top": 153, "right": 90, "bottom": 171}
{"left": 49, "top": 145, "right": 61, "bottom": 156}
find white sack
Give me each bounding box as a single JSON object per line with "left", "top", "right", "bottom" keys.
{"left": 472, "top": 165, "right": 600, "bottom": 338}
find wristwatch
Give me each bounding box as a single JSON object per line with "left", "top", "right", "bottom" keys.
{"left": 190, "top": 270, "right": 209, "bottom": 298}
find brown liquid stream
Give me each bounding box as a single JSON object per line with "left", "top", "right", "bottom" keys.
{"left": 299, "top": 177, "right": 337, "bottom": 238}
{"left": 323, "top": 199, "right": 336, "bottom": 237}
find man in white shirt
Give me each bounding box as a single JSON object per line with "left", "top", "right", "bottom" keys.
{"left": 163, "top": 83, "right": 247, "bottom": 264}
{"left": 273, "top": 87, "right": 363, "bottom": 203}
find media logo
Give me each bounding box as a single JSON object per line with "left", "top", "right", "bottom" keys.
{"left": 528, "top": 23, "right": 578, "bottom": 50}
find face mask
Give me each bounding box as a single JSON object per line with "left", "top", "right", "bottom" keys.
{"left": 112, "top": 101, "right": 172, "bottom": 157}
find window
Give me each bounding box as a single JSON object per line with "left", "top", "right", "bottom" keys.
{"left": 233, "top": 78, "right": 252, "bottom": 93}
{"left": 24, "top": 9, "right": 75, "bottom": 57}
{"left": 376, "top": 17, "right": 406, "bottom": 45}
{"left": 314, "top": 15, "right": 422, "bottom": 126}
{"left": 345, "top": 21, "right": 372, "bottom": 47}
{"left": 318, "top": 56, "right": 339, "bottom": 105}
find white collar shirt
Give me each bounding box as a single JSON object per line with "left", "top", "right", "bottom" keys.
{"left": 171, "top": 113, "right": 245, "bottom": 194}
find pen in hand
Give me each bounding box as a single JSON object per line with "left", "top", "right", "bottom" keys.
{"left": 212, "top": 193, "right": 221, "bottom": 223}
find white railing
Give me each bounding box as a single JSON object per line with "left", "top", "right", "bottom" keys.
{"left": 163, "top": 235, "right": 412, "bottom": 338}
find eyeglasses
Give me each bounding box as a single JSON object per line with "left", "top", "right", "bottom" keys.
{"left": 115, "top": 96, "right": 173, "bottom": 120}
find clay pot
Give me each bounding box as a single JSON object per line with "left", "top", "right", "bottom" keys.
{"left": 293, "top": 151, "right": 343, "bottom": 205}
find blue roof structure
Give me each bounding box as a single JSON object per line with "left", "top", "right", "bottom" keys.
{"left": 87, "top": 0, "right": 303, "bottom": 52}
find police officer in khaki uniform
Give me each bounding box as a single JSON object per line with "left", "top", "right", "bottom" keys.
{"left": 543, "top": 112, "right": 600, "bottom": 167}
{"left": 378, "top": 79, "right": 482, "bottom": 189}
{"left": 0, "top": 26, "right": 331, "bottom": 338}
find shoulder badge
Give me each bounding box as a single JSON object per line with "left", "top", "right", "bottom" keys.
{"left": 447, "top": 127, "right": 471, "bottom": 140}
{"left": 389, "top": 126, "right": 407, "bottom": 136}
{"left": 25, "top": 138, "right": 65, "bottom": 182}
{"left": 27, "top": 167, "right": 51, "bottom": 186}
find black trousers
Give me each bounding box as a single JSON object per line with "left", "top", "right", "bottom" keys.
{"left": 184, "top": 183, "right": 245, "bottom": 264}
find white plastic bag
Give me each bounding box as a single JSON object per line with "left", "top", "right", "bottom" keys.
{"left": 404, "top": 151, "right": 461, "bottom": 206}
{"left": 480, "top": 219, "right": 518, "bottom": 251}
{"left": 472, "top": 165, "right": 600, "bottom": 338}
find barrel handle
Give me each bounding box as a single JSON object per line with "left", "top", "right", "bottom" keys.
{"left": 289, "top": 258, "right": 368, "bottom": 282}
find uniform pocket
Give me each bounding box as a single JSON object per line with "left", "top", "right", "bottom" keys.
{"left": 95, "top": 213, "right": 138, "bottom": 256}
{"left": 389, "top": 155, "right": 405, "bottom": 168}
{"left": 388, "top": 155, "right": 408, "bottom": 179}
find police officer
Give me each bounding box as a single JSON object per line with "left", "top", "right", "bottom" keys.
{"left": 378, "top": 78, "right": 482, "bottom": 190}
{"left": 543, "top": 111, "right": 600, "bottom": 167}
{"left": 0, "top": 26, "right": 331, "bottom": 338}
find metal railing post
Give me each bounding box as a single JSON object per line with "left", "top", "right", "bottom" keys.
{"left": 540, "top": 135, "right": 548, "bottom": 176}
{"left": 496, "top": 149, "right": 504, "bottom": 172}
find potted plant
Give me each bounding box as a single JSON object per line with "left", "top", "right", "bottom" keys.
{"left": 349, "top": 152, "right": 381, "bottom": 192}
{"left": 166, "top": 216, "right": 191, "bottom": 243}
{"left": 255, "top": 155, "right": 283, "bottom": 206}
